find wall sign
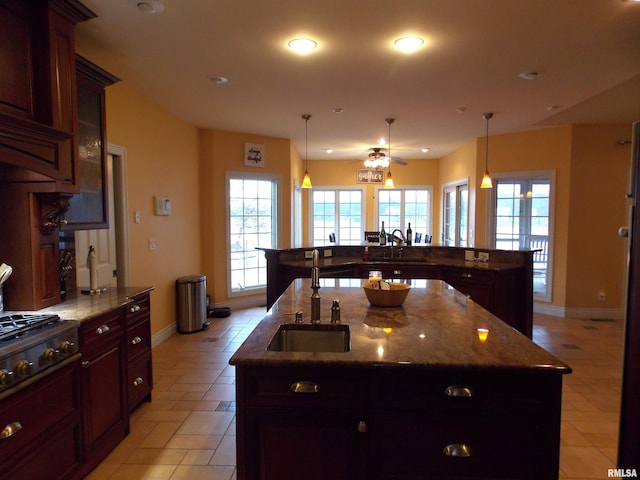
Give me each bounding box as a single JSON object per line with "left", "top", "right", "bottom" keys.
{"left": 357, "top": 169, "right": 384, "bottom": 183}
{"left": 244, "top": 142, "right": 265, "bottom": 167}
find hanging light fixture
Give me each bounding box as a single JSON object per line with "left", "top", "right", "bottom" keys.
{"left": 480, "top": 112, "right": 494, "bottom": 189}
{"left": 384, "top": 118, "right": 395, "bottom": 188}
{"left": 301, "top": 114, "right": 312, "bottom": 188}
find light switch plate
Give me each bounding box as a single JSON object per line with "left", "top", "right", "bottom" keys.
{"left": 478, "top": 252, "right": 489, "bottom": 262}
{"left": 324, "top": 249, "right": 332, "bottom": 257}
{"left": 304, "top": 250, "right": 313, "bottom": 259}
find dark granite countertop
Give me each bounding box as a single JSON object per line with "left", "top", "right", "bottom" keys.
{"left": 32, "top": 286, "right": 153, "bottom": 323}
{"left": 230, "top": 278, "right": 570, "bottom": 374}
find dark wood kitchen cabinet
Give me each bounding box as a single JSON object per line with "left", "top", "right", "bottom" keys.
{"left": 0, "top": 357, "right": 82, "bottom": 480}
{"left": 63, "top": 55, "right": 119, "bottom": 229}
{"left": 78, "top": 307, "right": 128, "bottom": 477}
{"left": 236, "top": 365, "right": 563, "bottom": 480}
{"left": 125, "top": 292, "right": 153, "bottom": 411}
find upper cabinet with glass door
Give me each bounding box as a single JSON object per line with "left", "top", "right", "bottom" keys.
{"left": 62, "top": 55, "right": 119, "bottom": 230}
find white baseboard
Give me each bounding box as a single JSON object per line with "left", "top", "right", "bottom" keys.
{"left": 534, "top": 302, "right": 623, "bottom": 320}
{"left": 151, "top": 321, "right": 177, "bottom": 349}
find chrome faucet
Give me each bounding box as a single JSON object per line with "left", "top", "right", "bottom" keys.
{"left": 390, "top": 229, "right": 406, "bottom": 245}
{"left": 310, "top": 249, "right": 321, "bottom": 323}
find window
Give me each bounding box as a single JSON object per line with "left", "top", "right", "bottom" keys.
{"left": 489, "top": 174, "right": 553, "bottom": 301}
{"left": 443, "top": 182, "right": 468, "bottom": 247}
{"left": 311, "top": 188, "right": 364, "bottom": 245}
{"left": 227, "top": 173, "right": 279, "bottom": 294}
{"left": 377, "top": 187, "right": 432, "bottom": 242}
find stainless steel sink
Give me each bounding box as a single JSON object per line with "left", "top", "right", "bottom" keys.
{"left": 266, "top": 323, "right": 351, "bottom": 352}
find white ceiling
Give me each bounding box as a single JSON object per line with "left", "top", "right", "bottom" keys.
{"left": 74, "top": 0, "right": 640, "bottom": 162}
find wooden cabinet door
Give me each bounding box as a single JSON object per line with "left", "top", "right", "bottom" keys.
{"left": 241, "top": 407, "right": 366, "bottom": 480}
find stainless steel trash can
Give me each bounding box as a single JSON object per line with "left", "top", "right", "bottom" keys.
{"left": 176, "top": 275, "right": 210, "bottom": 333}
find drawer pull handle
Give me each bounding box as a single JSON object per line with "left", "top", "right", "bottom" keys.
{"left": 96, "top": 324, "right": 110, "bottom": 335}
{"left": 133, "top": 377, "right": 144, "bottom": 387}
{"left": 131, "top": 336, "right": 143, "bottom": 345}
{"left": 1, "top": 422, "right": 23, "bottom": 440}
{"left": 130, "top": 305, "right": 141, "bottom": 313}
{"left": 290, "top": 381, "right": 319, "bottom": 394}
{"left": 444, "top": 385, "right": 474, "bottom": 397}
{"left": 443, "top": 443, "right": 473, "bottom": 457}
{"left": 357, "top": 421, "right": 367, "bottom": 433}
{"left": 462, "top": 273, "right": 472, "bottom": 278}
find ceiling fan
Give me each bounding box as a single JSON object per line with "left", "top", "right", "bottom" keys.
{"left": 364, "top": 147, "right": 407, "bottom": 168}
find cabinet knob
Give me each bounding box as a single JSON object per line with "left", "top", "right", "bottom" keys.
{"left": 357, "top": 421, "right": 367, "bottom": 433}
{"left": 133, "top": 377, "right": 144, "bottom": 387}
{"left": 1, "top": 422, "right": 23, "bottom": 440}
{"left": 131, "top": 336, "right": 143, "bottom": 345}
{"left": 290, "top": 381, "right": 319, "bottom": 394}
{"left": 443, "top": 443, "right": 473, "bottom": 457}
{"left": 444, "top": 385, "right": 474, "bottom": 397}
{"left": 96, "top": 324, "right": 110, "bottom": 335}
{"left": 462, "top": 273, "right": 472, "bottom": 278}
{"left": 82, "top": 361, "right": 91, "bottom": 368}
{"left": 130, "top": 305, "right": 141, "bottom": 313}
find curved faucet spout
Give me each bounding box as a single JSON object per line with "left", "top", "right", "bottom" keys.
{"left": 390, "top": 229, "right": 406, "bottom": 245}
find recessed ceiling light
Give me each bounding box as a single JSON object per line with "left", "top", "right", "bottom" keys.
{"left": 518, "top": 71, "right": 540, "bottom": 80}
{"left": 393, "top": 36, "right": 424, "bottom": 53}
{"left": 288, "top": 38, "right": 318, "bottom": 54}
{"left": 378, "top": 138, "right": 386, "bottom": 146}
{"left": 325, "top": 149, "right": 333, "bottom": 154}
{"left": 210, "top": 76, "right": 229, "bottom": 85}
{"left": 455, "top": 107, "right": 467, "bottom": 113}
{"left": 332, "top": 108, "right": 344, "bottom": 114}
{"left": 421, "top": 148, "right": 430, "bottom": 153}
{"left": 133, "top": 0, "right": 164, "bottom": 13}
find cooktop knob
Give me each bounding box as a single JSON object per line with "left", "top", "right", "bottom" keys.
{"left": 43, "top": 347, "right": 60, "bottom": 364}
{"left": 59, "top": 340, "right": 76, "bottom": 355}
{"left": 0, "top": 369, "right": 15, "bottom": 386}
{"left": 15, "top": 360, "right": 33, "bottom": 378}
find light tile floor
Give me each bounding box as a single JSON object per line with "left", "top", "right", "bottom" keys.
{"left": 86, "top": 309, "right": 624, "bottom": 480}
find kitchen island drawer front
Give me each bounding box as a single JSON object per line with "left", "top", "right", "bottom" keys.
{"left": 128, "top": 354, "right": 153, "bottom": 411}
{"left": 370, "top": 410, "right": 553, "bottom": 479}
{"left": 79, "top": 308, "right": 124, "bottom": 355}
{"left": 441, "top": 267, "right": 495, "bottom": 285}
{"left": 126, "top": 318, "right": 151, "bottom": 361}
{"left": 242, "top": 367, "right": 364, "bottom": 408}
{"left": 372, "top": 371, "right": 561, "bottom": 408}
{"left": 0, "top": 358, "right": 80, "bottom": 459}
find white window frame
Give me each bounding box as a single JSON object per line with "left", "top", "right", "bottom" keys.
{"left": 442, "top": 179, "right": 469, "bottom": 247}
{"left": 374, "top": 185, "right": 434, "bottom": 240}
{"left": 309, "top": 186, "right": 366, "bottom": 246}
{"left": 226, "top": 171, "right": 281, "bottom": 298}
{"left": 487, "top": 170, "right": 555, "bottom": 302}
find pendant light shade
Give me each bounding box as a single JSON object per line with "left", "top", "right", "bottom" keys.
{"left": 384, "top": 118, "right": 395, "bottom": 188}
{"left": 480, "top": 112, "right": 493, "bottom": 189}
{"left": 301, "top": 114, "right": 312, "bottom": 188}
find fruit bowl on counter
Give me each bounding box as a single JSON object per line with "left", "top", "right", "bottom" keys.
{"left": 363, "top": 281, "right": 411, "bottom": 307}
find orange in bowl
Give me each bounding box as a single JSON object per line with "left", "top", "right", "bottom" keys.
{"left": 363, "top": 281, "right": 411, "bottom": 307}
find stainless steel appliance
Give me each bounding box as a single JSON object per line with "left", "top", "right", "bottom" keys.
{"left": 0, "top": 313, "right": 79, "bottom": 397}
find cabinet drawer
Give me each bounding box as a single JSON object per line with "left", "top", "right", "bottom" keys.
{"left": 0, "top": 358, "right": 80, "bottom": 458}
{"left": 239, "top": 367, "right": 364, "bottom": 408}
{"left": 126, "top": 319, "right": 151, "bottom": 361}
{"left": 79, "top": 309, "right": 123, "bottom": 357}
{"left": 442, "top": 268, "right": 495, "bottom": 285}
{"left": 128, "top": 355, "right": 153, "bottom": 410}
{"left": 126, "top": 294, "right": 150, "bottom": 322}
{"left": 372, "top": 371, "right": 559, "bottom": 409}
{"left": 371, "top": 410, "right": 551, "bottom": 479}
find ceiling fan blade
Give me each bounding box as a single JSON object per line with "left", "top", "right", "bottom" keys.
{"left": 390, "top": 157, "right": 408, "bottom": 166}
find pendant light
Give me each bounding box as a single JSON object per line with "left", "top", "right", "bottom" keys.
{"left": 480, "top": 112, "right": 494, "bottom": 189}
{"left": 301, "top": 114, "right": 312, "bottom": 188}
{"left": 384, "top": 118, "right": 395, "bottom": 188}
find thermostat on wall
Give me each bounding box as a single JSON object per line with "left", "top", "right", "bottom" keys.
{"left": 155, "top": 196, "right": 172, "bottom": 215}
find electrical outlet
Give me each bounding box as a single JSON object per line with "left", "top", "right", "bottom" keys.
{"left": 149, "top": 239, "right": 157, "bottom": 251}
{"left": 478, "top": 252, "right": 489, "bottom": 262}
{"left": 134, "top": 210, "right": 141, "bottom": 224}
{"left": 598, "top": 291, "right": 606, "bottom": 301}
{"left": 464, "top": 250, "right": 475, "bottom": 262}
{"left": 324, "top": 249, "right": 332, "bottom": 257}
{"left": 304, "top": 250, "right": 313, "bottom": 259}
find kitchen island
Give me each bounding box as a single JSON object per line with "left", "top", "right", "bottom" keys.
{"left": 230, "top": 278, "right": 571, "bottom": 480}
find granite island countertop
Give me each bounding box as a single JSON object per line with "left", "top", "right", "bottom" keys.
{"left": 229, "top": 278, "right": 570, "bottom": 374}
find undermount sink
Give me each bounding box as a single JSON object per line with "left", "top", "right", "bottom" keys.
{"left": 266, "top": 323, "right": 351, "bottom": 352}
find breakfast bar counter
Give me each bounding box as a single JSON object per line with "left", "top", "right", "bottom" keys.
{"left": 230, "top": 278, "right": 571, "bottom": 480}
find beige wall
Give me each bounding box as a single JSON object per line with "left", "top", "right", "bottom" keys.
{"left": 106, "top": 83, "right": 201, "bottom": 336}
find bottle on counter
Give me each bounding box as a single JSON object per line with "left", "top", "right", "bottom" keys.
{"left": 406, "top": 222, "right": 412, "bottom": 246}
{"left": 380, "top": 221, "right": 386, "bottom": 245}
{"left": 363, "top": 246, "right": 369, "bottom": 261}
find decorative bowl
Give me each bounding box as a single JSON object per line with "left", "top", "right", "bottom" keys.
{"left": 363, "top": 281, "right": 411, "bottom": 307}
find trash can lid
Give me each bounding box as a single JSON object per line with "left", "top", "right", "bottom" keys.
{"left": 177, "top": 274, "right": 206, "bottom": 283}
